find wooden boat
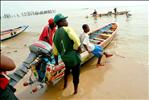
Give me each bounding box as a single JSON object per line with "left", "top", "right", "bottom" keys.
{"left": 80, "top": 22, "right": 118, "bottom": 64}
{"left": 112, "top": 11, "right": 129, "bottom": 15}
{"left": 90, "top": 13, "right": 112, "bottom": 18}
{"left": 0, "top": 25, "right": 29, "bottom": 41}
{"left": 31, "top": 22, "right": 118, "bottom": 91}
{"left": 88, "top": 11, "right": 129, "bottom": 18}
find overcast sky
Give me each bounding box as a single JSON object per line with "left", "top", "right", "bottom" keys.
{"left": 1, "top": 1, "right": 149, "bottom": 14}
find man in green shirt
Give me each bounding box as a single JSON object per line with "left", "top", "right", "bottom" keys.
{"left": 53, "top": 13, "right": 81, "bottom": 94}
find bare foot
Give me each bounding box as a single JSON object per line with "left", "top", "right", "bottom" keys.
{"left": 73, "top": 89, "right": 78, "bottom": 95}
{"left": 73, "top": 85, "right": 78, "bottom": 95}
{"left": 104, "top": 52, "right": 113, "bottom": 58}
{"left": 32, "top": 87, "right": 37, "bottom": 93}
{"left": 96, "top": 63, "right": 105, "bottom": 67}
{"left": 63, "top": 84, "right": 67, "bottom": 90}
{"left": 23, "top": 82, "right": 29, "bottom": 86}
{"left": 73, "top": 91, "right": 77, "bottom": 95}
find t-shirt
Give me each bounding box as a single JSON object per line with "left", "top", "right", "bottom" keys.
{"left": 53, "top": 27, "right": 81, "bottom": 67}
{"left": 53, "top": 27, "right": 81, "bottom": 56}
{"left": 39, "top": 25, "right": 56, "bottom": 46}
{"left": 80, "top": 33, "right": 95, "bottom": 51}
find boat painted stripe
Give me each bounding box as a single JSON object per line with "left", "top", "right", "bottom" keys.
{"left": 33, "top": 43, "right": 46, "bottom": 49}
{"left": 0, "top": 26, "right": 27, "bottom": 36}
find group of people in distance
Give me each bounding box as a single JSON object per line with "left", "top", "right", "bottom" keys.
{"left": 92, "top": 8, "right": 131, "bottom": 18}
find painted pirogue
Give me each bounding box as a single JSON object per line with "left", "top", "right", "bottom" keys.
{"left": 0, "top": 25, "right": 29, "bottom": 41}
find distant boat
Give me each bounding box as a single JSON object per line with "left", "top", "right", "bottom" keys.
{"left": 0, "top": 25, "right": 29, "bottom": 41}
{"left": 113, "top": 11, "right": 129, "bottom": 15}
{"left": 88, "top": 11, "right": 130, "bottom": 18}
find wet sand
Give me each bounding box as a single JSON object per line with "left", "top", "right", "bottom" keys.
{"left": 1, "top": 31, "right": 148, "bottom": 100}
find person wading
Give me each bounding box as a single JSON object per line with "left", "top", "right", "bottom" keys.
{"left": 53, "top": 13, "right": 81, "bottom": 94}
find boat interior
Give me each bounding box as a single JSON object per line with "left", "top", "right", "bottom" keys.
{"left": 89, "top": 23, "right": 117, "bottom": 45}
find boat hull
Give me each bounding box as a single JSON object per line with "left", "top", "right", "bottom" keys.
{"left": 0, "top": 25, "right": 29, "bottom": 41}
{"left": 8, "top": 23, "right": 118, "bottom": 92}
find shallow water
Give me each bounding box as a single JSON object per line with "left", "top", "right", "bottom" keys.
{"left": 1, "top": 5, "right": 148, "bottom": 100}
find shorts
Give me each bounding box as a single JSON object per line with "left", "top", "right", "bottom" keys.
{"left": 92, "top": 45, "right": 103, "bottom": 57}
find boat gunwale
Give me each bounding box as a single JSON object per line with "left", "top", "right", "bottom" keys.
{"left": 80, "top": 22, "right": 118, "bottom": 64}
{"left": 0, "top": 25, "right": 29, "bottom": 41}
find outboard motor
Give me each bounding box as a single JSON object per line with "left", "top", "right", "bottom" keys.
{"left": 8, "top": 41, "right": 53, "bottom": 86}
{"left": 29, "top": 41, "right": 52, "bottom": 56}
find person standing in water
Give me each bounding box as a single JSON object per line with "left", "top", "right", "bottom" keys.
{"left": 53, "top": 13, "right": 81, "bottom": 94}
{"left": 93, "top": 9, "right": 97, "bottom": 17}
{"left": 114, "top": 8, "right": 117, "bottom": 14}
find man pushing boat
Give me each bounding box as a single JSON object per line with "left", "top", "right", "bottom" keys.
{"left": 53, "top": 13, "right": 81, "bottom": 94}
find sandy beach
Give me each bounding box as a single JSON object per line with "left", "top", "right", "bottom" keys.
{"left": 1, "top": 30, "right": 148, "bottom": 100}
{"left": 1, "top": 2, "right": 148, "bottom": 100}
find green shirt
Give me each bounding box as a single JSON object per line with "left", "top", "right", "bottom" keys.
{"left": 53, "top": 26, "right": 81, "bottom": 67}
